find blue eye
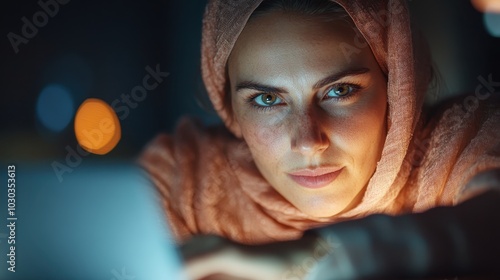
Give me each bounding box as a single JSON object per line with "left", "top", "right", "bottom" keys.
{"left": 253, "top": 93, "right": 283, "bottom": 107}
{"left": 325, "top": 84, "right": 357, "bottom": 98}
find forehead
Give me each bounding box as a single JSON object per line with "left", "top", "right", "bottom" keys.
{"left": 228, "top": 11, "right": 373, "bottom": 81}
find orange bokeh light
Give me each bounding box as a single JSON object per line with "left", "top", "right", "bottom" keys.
{"left": 74, "top": 98, "right": 121, "bottom": 155}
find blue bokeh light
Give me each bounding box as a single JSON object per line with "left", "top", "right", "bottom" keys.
{"left": 484, "top": 12, "right": 500, "bottom": 37}
{"left": 36, "top": 84, "right": 75, "bottom": 132}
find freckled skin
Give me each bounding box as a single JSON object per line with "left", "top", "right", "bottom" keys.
{"left": 227, "top": 11, "right": 388, "bottom": 217}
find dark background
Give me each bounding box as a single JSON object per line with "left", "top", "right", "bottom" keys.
{"left": 0, "top": 0, "right": 499, "bottom": 162}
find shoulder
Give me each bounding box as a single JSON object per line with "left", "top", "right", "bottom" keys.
{"left": 408, "top": 93, "right": 500, "bottom": 209}
{"left": 138, "top": 116, "right": 243, "bottom": 191}
{"left": 137, "top": 117, "right": 250, "bottom": 241}
{"left": 424, "top": 91, "right": 498, "bottom": 129}
{"left": 417, "top": 92, "right": 500, "bottom": 150}
{"left": 139, "top": 117, "right": 238, "bottom": 169}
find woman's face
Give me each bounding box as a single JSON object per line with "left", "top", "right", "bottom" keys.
{"left": 228, "top": 11, "right": 387, "bottom": 217}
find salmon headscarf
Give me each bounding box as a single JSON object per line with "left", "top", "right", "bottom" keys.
{"left": 140, "top": 0, "right": 500, "bottom": 244}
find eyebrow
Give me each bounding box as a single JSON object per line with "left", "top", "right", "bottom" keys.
{"left": 235, "top": 67, "right": 370, "bottom": 93}
{"left": 235, "top": 81, "right": 287, "bottom": 94}
{"left": 313, "top": 67, "right": 370, "bottom": 89}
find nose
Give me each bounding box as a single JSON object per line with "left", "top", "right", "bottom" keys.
{"left": 290, "top": 111, "right": 329, "bottom": 156}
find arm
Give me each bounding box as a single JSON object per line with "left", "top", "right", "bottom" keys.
{"left": 309, "top": 169, "right": 500, "bottom": 279}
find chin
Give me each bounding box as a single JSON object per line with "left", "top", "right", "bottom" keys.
{"left": 295, "top": 200, "right": 347, "bottom": 218}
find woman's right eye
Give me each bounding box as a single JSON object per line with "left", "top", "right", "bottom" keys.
{"left": 253, "top": 93, "right": 283, "bottom": 107}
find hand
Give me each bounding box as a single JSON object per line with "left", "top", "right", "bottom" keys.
{"left": 180, "top": 233, "right": 325, "bottom": 280}
{"left": 459, "top": 169, "right": 500, "bottom": 202}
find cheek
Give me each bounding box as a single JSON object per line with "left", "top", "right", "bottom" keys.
{"left": 320, "top": 89, "right": 386, "bottom": 166}
{"left": 335, "top": 90, "right": 387, "bottom": 164}
{"left": 238, "top": 113, "right": 289, "bottom": 168}
{"left": 351, "top": 107, "right": 386, "bottom": 156}
{"left": 362, "top": 87, "right": 388, "bottom": 144}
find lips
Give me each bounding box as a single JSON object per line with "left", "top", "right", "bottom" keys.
{"left": 288, "top": 166, "right": 343, "bottom": 189}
